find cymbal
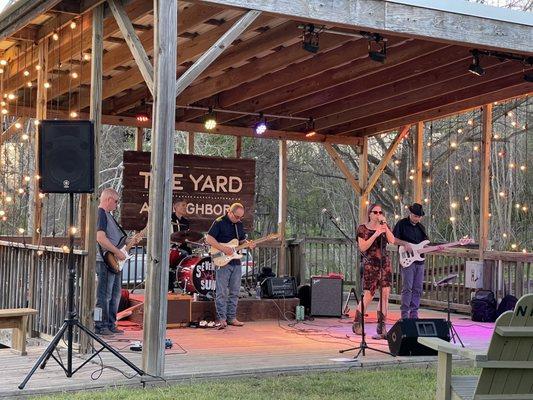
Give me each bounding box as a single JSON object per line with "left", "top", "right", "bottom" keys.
{"left": 170, "top": 230, "right": 203, "bottom": 243}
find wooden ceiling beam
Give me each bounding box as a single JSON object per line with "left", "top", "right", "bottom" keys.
{"left": 8, "top": 24, "right": 39, "bottom": 41}
{"left": 354, "top": 84, "right": 533, "bottom": 137}
{"left": 3, "top": 0, "right": 154, "bottom": 93}
{"left": 176, "top": 29, "right": 356, "bottom": 106}
{"left": 10, "top": 105, "right": 361, "bottom": 145}
{"left": 76, "top": 12, "right": 279, "bottom": 110}
{"left": 338, "top": 71, "right": 532, "bottom": 136}
{"left": 314, "top": 57, "right": 509, "bottom": 133}
{"left": 270, "top": 45, "right": 470, "bottom": 131}
{"left": 54, "top": 3, "right": 228, "bottom": 106}
{"left": 203, "top": 38, "right": 440, "bottom": 126}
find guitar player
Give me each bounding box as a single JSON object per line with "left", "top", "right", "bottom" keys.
{"left": 205, "top": 203, "right": 255, "bottom": 330}
{"left": 95, "top": 188, "right": 128, "bottom": 336}
{"left": 392, "top": 202, "right": 443, "bottom": 320}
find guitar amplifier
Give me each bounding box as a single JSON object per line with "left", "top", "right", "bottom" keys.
{"left": 310, "top": 276, "right": 343, "bottom": 317}
{"left": 261, "top": 277, "right": 297, "bottom": 298}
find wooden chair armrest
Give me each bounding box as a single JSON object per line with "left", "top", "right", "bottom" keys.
{"left": 418, "top": 337, "right": 460, "bottom": 355}
{"left": 496, "top": 326, "right": 533, "bottom": 337}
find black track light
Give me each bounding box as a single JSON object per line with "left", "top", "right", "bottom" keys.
{"left": 302, "top": 24, "right": 319, "bottom": 53}
{"left": 469, "top": 51, "right": 485, "bottom": 76}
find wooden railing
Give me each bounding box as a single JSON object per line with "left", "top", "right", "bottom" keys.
{"left": 0, "top": 240, "right": 86, "bottom": 342}
{"left": 1, "top": 236, "right": 531, "bottom": 343}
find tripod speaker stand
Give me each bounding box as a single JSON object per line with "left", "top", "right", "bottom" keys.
{"left": 19, "top": 194, "right": 145, "bottom": 389}
{"left": 19, "top": 120, "right": 144, "bottom": 389}
{"left": 434, "top": 274, "right": 464, "bottom": 347}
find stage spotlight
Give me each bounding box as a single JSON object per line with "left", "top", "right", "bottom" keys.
{"left": 302, "top": 24, "right": 319, "bottom": 53}
{"left": 136, "top": 113, "right": 149, "bottom": 122}
{"left": 204, "top": 107, "right": 217, "bottom": 130}
{"left": 469, "top": 51, "right": 485, "bottom": 76}
{"left": 305, "top": 117, "right": 317, "bottom": 137}
{"left": 254, "top": 113, "right": 267, "bottom": 135}
{"left": 361, "top": 31, "right": 387, "bottom": 63}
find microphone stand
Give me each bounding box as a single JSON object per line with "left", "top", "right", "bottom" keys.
{"left": 322, "top": 210, "right": 358, "bottom": 307}
{"left": 339, "top": 219, "right": 394, "bottom": 359}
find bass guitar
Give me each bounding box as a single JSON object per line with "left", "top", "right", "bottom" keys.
{"left": 399, "top": 238, "right": 473, "bottom": 268}
{"left": 103, "top": 228, "right": 146, "bottom": 274}
{"left": 210, "top": 233, "right": 279, "bottom": 267}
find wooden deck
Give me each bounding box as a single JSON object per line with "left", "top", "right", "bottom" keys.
{"left": 0, "top": 303, "right": 493, "bottom": 398}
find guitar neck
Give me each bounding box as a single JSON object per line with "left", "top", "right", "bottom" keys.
{"left": 418, "top": 241, "right": 462, "bottom": 255}
{"left": 232, "top": 236, "right": 276, "bottom": 252}
{"left": 124, "top": 229, "right": 146, "bottom": 253}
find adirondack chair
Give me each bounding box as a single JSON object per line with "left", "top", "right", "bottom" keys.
{"left": 418, "top": 293, "right": 533, "bottom": 400}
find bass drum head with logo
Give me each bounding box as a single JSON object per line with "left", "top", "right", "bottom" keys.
{"left": 177, "top": 256, "right": 216, "bottom": 296}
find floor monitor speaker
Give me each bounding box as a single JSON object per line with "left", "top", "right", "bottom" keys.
{"left": 387, "top": 318, "right": 450, "bottom": 356}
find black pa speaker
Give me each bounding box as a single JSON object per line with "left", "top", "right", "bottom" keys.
{"left": 387, "top": 318, "right": 450, "bottom": 356}
{"left": 310, "top": 276, "right": 343, "bottom": 317}
{"left": 38, "top": 120, "right": 94, "bottom": 193}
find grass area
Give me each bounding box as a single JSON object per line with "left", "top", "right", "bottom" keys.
{"left": 39, "top": 366, "right": 480, "bottom": 400}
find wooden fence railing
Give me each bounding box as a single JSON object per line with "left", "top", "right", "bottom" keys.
{"left": 0, "top": 240, "right": 86, "bottom": 342}
{"left": 1, "top": 237, "right": 531, "bottom": 342}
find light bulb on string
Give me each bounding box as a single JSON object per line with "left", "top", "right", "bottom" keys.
{"left": 499, "top": 191, "right": 505, "bottom": 197}
{"left": 0, "top": 60, "right": 7, "bottom": 66}
{"left": 494, "top": 134, "right": 501, "bottom": 139}
{"left": 83, "top": 53, "right": 91, "bottom": 61}
{"left": 70, "top": 21, "right": 77, "bottom": 29}
{"left": 473, "top": 145, "right": 479, "bottom": 151}
{"left": 18, "top": 188, "right": 24, "bottom": 194}
{"left": 61, "top": 245, "right": 70, "bottom": 253}
{"left": 509, "top": 163, "right": 515, "bottom": 169}
{"left": 410, "top": 169, "right": 415, "bottom": 174}
{"left": 0, "top": 68, "right": 3, "bottom": 74}
{"left": 70, "top": 226, "right": 77, "bottom": 235}
{"left": 408, "top": 175, "right": 414, "bottom": 180}
{"left": 522, "top": 206, "right": 528, "bottom": 212}
{"left": 38, "top": 193, "right": 45, "bottom": 199}
{"left": 22, "top": 134, "right": 29, "bottom": 140}
{"left": 52, "top": 32, "right": 59, "bottom": 41}
{"left": 18, "top": 227, "right": 25, "bottom": 234}
{"left": 391, "top": 179, "right": 397, "bottom": 185}
{"left": 43, "top": 82, "right": 51, "bottom": 89}
{"left": 449, "top": 216, "right": 456, "bottom": 222}
{"left": 507, "top": 111, "right": 513, "bottom": 117}
{"left": 515, "top": 203, "right": 521, "bottom": 209}
{"left": 70, "top": 111, "right": 78, "bottom": 118}
{"left": 24, "top": 176, "right": 31, "bottom": 182}
{"left": 511, "top": 243, "right": 517, "bottom": 250}
{"left": 7, "top": 93, "right": 16, "bottom": 100}
{"left": 503, "top": 233, "right": 508, "bottom": 238}
{"left": 426, "top": 178, "right": 431, "bottom": 183}
{"left": 424, "top": 198, "right": 429, "bottom": 203}
{"left": 0, "top": 210, "right": 4, "bottom": 216}
{"left": 23, "top": 70, "right": 29, "bottom": 77}
{"left": 464, "top": 196, "right": 470, "bottom": 201}
{"left": 457, "top": 128, "right": 463, "bottom": 134}
{"left": 454, "top": 165, "right": 460, "bottom": 170}
{"left": 511, "top": 121, "right": 516, "bottom": 127}
{"left": 5, "top": 196, "right": 12, "bottom": 203}
{"left": 467, "top": 119, "right": 473, "bottom": 125}
{"left": 27, "top": 81, "right": 32, "bottom": 87}
{"left": 1, "top": 109, "right": 8, "bottom": 115}
{"left": 35, "top": 64, "right": 41, "bottom": 71}
{"left": 451, "top": 142, "right": 457, "bottom": 148}
{"left": 451, "top": 202, "right": 458, "bottom": 209}
{"left": 15, "top": 122, "right": 21, "bottom": 129}
{"left": 394, "top": 160, "right": 400, "bottom": 165}
{"left": 468, "top": 158, "right": 472, "bottom": 163}
{"left": 520, "top": 165, "right": 526, "bottom": 171}
{"left": 34, "top": 174, "right": 41, "bottom": 180}
{"left": 34, "top": 120, "right": 40, "bottom": 126}
{"left": 37, "top": 250, "right": 43, "bottom": 256}
{"left": 71, "top": 71, "right": 78, "bottom": 79}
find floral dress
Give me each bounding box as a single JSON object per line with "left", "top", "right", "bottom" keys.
{"left": 357, "top": 224, "right": 392, "bottom": 293}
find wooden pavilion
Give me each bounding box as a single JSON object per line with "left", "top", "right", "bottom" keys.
{"left": 0, "top": 0, "right": 531, "bottom": 378}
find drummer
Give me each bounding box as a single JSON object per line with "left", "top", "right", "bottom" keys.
{"left": 169, "top": 198, "right": 192, "bottom": 292}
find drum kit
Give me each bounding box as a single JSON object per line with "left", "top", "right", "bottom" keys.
{"left": 169, "top": 230, "right": 216, "bottom": 297}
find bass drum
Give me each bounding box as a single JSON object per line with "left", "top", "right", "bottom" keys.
{"left": 177, "top": 255, "right": 216, "bottom": 296}
{"left": 169, "top": 247, "right": 187, "bottom": 268}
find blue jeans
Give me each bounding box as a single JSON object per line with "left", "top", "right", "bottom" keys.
{"left": 401, "top": 261, "right": 424, "bottom": 319}
{"left": 95, "top": 261, "right": 122, "bottom": 330}
{"left": 215, "top": 262, "right": 241, "bottom": 322}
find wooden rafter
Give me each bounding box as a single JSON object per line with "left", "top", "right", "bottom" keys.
{"left": 108, "top": 0, "right": 154, "bottom": 95}
{"left": 323, "top": 143, "right": 362, "bottom": 195}
{"left": 363, "top": 126, "right": 410, "bottom": 196}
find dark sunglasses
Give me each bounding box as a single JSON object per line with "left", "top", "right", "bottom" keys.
{"left": 371, "top": 210, "right": 384, "bottom": 215}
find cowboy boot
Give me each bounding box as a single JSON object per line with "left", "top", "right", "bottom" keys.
{"left": 372, "top": 311, "right": 388, "bottom": 340}
{"left": 352, "top": 310, "right": 362, "bottom": 335}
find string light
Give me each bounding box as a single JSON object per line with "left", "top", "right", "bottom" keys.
{"left": 464, "top": 196, "right": 470, "bottom": 201}
{"left": 394, "top": 160, "right": 400, "bottom": 165}
{"left": 503, "top": 233, "right": 508, "bottom": 238}
{"left": 34, "top": 174, "right": 41, "bottom": 180}
{"left": 0, "top": 210, "right": 4, "bottom": 216}
{"left": 52, "top": 32, "right": 59, "bottom": 41}
{"left": 499, "top": 191, "right": 505, "bottom": 197}
{"left": 70, "top": 227, "right": 77, "bottom": 235}
{"left": 38, "top": 193, "right": 45, "bottom": 199}
{"left": 451, "top": 141, "right": 457, "bottom": 148}
{"left": 494, "top": 133, "right": 501, "bottom": 139}
{"left": 7, "top": 93, "right": 16, "bottom": 100}
{"left": 451, "top": 202, "right": 458, "bottom": 209}
{"left": 0, "top": 68, "right": 3, "bottom": 74}
{"left": 43, "top": 82, "right": 51, "bottom": 89}
{"left": 35, "top": 64, "right": 41, "bottom": 70}
{"left": 17, "top": 188, "right": 24, "bottom": 194}
{"left": 426, "top": 178, "right": 431, "bottom": 183}
{"left": 391, "top": 180, "right": 397, "bottom": 185}
{"left": 520, "top": 165, "right": 526, "bottom": 171}
{"left": 467, "top": 119, "right": 473, "bottom": 125}
{"left": 507, "top": 111, "right": 513, "bottom": 117}
{"left": 21, "top": 134, "right": 29, "bottom": 140}
{"left": 27, "top": 81, "right": 32, "bottom": 87}
{"left": 23, "top": 70, "right": 29, "bottom": 76}
{"left": 424, "top": 198, "right": 429, "bottom": 203}
{"left": 83, "top": 53, "right": 91, "bottom": 61}
{"left": 1, "top": 109, "right": 8, "bottom": 115}
{"left": 511, "top": 243, "right": 517, "bottom": 249}
{"left": 70, "top": 21, "right": 77, "bottom": 29}
{"left": 522, "top": 206, "right": 528, "bottom": 212}
{"left": 468, "top": 158, "right": 472, "bottom": 163}
{"left": 454, "top": 165, "right": 460, "bottom": 170}
{"left": 5, "top": 196, "right": 12, "bottom": 203}
{"left": 23, "top": 176, "right": 31, "bottom": 182}
{"left": 515, "top": 203, "right": 521, "bottom": 209}
{"left": 71, "top": 71, "right": 78, "bottom": 79}
{"left": 449, "top": 216, "right": 456, "bottom": 222}
{"left": 37, "top": 250, "right": 44, "bottom": 256}
{"left": 511, "top": 121, "right": 516, "bottom": 127}
{"left": 15, "top": 122, "right": 21, "bottom": 129}
{"left": 62, "top": 245, "right": 70, "bottom": 253}
{"left": 509, "top": 163, "right": 515, "bottom": 169}
{"left": 408, "top": 175, "right": 414, "bottom": 180}
{"left": 70, "top": 111, "right": 78, "bottom": 118}
{"left": 457, "top": 128, "right": 463, "bottom": 134}
{"left": 34, "top": 120, "right": 40, "bottom": 126}
{"left": 18, "top": 228, "right": 25, "bottom": 234}
{"left": 473, "top": 145, "right": 479, "bottom": 151}
{"left": 0, "top": 60, "right": 7, "bottom": 66}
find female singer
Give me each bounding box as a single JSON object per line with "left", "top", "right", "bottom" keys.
{"left": 352, "top": 204, "right": 412, "bottom": 339}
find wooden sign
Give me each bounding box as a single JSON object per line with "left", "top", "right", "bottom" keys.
{"left": 122, "top": 151, "right": 255, "bottom": 232}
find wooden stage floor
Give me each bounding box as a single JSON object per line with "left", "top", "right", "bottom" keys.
{"left": 0, "top": 302, "right": 494, "bottom": 398}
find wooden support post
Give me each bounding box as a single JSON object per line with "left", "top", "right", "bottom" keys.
{"left": 324, "top": 143, "right": 362, "bottom": 195}
{"left": 479, "top": 103, "right": 493, "bottom": 260}
{"left": 186, "top": 132, "right": 194, "bottom": 154}
{"left": 414, "top": 122, "right": 424, "bottom": 203}
{"left": 108, "top": 0, "right": 154, "bottom": 94}
{"left": 175, "top": 10, "right": 261, "bottom": 98}
{"left": 278, "top": 140, "right": 288, "bottom": 276}
{"left": 235, "top": 136, "right": 242, "bottom": 158}
{"left": 142, "top": 0, "right": 177, "bottom": 377}
{"left": 32, "top": 39, "right": 48, "bottom": 244}
{"left": 358, "top": 137, "right": 368, "bottom": 225}
{"left": 364, "top": 125, "right": 410, "bottom": 197}
{"left": 80, "top": 3, "right": 104, "bottom": 353}
{"left": 135, "top": 126, "right": 144, "bottom": 151}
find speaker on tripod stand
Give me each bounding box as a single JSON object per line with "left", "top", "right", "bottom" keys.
{"left": 19, "top": 120, "right": 144, "bottom": 389}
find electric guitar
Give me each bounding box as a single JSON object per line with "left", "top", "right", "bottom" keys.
{"left": 210, "top": 233, "right": 280, "bottom": 267}
{"left": 399, "top": 238, "right": 474, "bottom": 268}
{"left": 103, "top": 228, "right": 146, "bottom": 274}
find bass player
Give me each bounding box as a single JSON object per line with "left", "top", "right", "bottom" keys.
{"left": 392, "top": 202, "right": 444, "bottom": 320}
{"left": 205, "top": 203, "right": 255, "bottom": 329}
